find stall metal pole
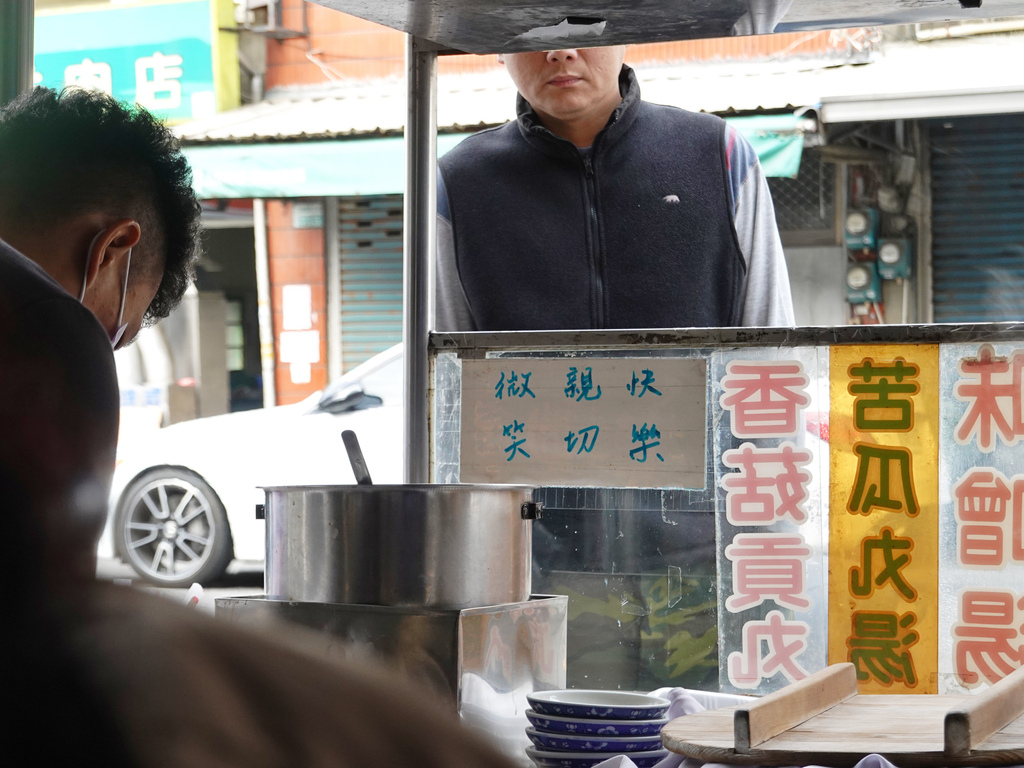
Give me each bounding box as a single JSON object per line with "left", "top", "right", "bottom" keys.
{"left": 325, "top": 197, "right": 343, "bottom": 384}
{"left": 253, "top": 199, "right": 278, "bottom": 408}
{"left": 403, "top": 36, "right": 437, "bottom": 484}
{"left": 0, "top": 0, "right": 35, "bottom": 106}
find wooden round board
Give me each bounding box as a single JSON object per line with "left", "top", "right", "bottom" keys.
{"left": 661, "top": 695, "right": 1024, "bottom": 767}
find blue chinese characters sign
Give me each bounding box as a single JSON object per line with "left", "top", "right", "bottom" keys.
{"left": 459, "top": 357, "right": 708, "bottom": 489}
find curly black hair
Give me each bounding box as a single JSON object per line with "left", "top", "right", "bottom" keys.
{"left": 0, "top": 87, "right": 201, "bottom": 324}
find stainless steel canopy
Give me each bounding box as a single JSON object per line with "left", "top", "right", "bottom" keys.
{"left": 308, "top": 0, "right": 1024, "bottom": 54}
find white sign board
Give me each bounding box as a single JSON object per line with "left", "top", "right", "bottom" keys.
{"left": 278, "top": 330, "right": 320, "bottom": 364}
{"left": 460, "top": 357, "right": 707, "bottom": 488}
{"left": 282, "top": 283, "right": 313, "bottom": 330}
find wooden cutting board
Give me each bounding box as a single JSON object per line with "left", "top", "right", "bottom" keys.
{"left": 661, "top": 664, "right": 1024, "bottom": 767}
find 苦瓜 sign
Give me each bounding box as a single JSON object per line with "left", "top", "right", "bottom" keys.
{"left": 829, "top": 345, "right": 940, "bottom": 694}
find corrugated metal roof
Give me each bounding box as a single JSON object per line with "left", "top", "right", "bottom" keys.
{"left": 649, "top": 31, "right": 1024, "bottom": 122}
{"left": 174, "top": 72, "right": 517, "bottom": 144}
{"left": 173, "top": 81, "right": 409, "bottom": 143}
{"left": 816, "top": 33, "right": 1024, "bottom": 122}
{"left": 173, "top": 33, "right": 1024, "bottom": 144}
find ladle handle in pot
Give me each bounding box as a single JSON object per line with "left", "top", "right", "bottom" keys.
{"left": 342, "top": 430, "right": 373, "bottom": 485}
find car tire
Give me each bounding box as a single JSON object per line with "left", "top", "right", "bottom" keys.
{"left": 115, "top": 467, "right": 233, "bottom": 588}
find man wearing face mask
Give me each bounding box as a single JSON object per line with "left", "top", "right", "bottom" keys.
{"left": 0, "top": 88, "right": 524, "bottom": 768}
{"left": 0, "top": 84, "right": 198, "bottom": 760}
{"left": 0, "top": 86, "right": 200, "bottom": 591}
{"left": 436, "top": 46, "right": 795, "bottom": 331}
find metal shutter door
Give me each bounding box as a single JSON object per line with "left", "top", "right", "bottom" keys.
{"left": 338, "top": 195, "right": 404, "bottom": 372}
{"left": 931, "top": 115, "right": 1024, "bottom": 322}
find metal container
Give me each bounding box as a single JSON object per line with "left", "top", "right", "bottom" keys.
{"left": 262, "top": 484, "right": 538, "bottom": 608}
{"left": 217, "top": 593, "right": 567, "bottom": 768}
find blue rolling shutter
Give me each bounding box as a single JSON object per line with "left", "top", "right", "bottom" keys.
{"left": 338, "top": 195, "right": 404, "bottom": 372}
{"left": 930, "top": 115, "right": 1024, "bottom": 322}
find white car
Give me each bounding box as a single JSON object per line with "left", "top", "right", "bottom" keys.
{"left": 101, "top": 344, "right": 404, "bottom": 587}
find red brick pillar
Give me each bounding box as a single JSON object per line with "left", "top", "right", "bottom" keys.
{"left": 265, "top": 199, "right": 328, "bottom": 405}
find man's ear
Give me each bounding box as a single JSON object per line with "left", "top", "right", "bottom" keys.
{"left": 84, "top": 219, "right": 142, "bottom": 290}
{"left": 497, "top": 53, "right": 504, "bottom": 65}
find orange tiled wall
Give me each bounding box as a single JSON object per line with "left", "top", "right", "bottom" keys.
{"left": 268, "top": 1, "right": 850, "bottom": 89}
{"left": 266, "top": 199, "right": 328, "bottom": 404}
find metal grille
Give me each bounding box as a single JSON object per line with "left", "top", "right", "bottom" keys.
{"left": 338, "top": 195, "right": 404, "bottom": 372}
{"left": 931, "top": 115, "right": 1024, "bottom": 323}
{"left": 767, "top": 151, "right": 835, "bottom": 233}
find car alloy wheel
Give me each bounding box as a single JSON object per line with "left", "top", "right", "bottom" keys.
{"left": 116, "top": 469, "right": 232, "bottom": 588}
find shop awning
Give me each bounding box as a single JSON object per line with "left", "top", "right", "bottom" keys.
{"left": 726, "top": 114, "right": 805, "bottom": 178}
{"left": 820, "top": 85, "right": 1024, "bottom": 124}
{"left": 184, "top": 114, "right": 804, "bottom": 199}
{"left": 185, "top": 134, "right": 466, "bottom": 199}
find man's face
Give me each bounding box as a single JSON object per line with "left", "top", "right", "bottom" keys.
{"left": 84, "top": 240, "right": 163, "bottom": 350}
{"left": 502, "top": 46, "right": 627, "bottom": 128}
{"left": 116, "top": 261, "right": 162, "bottom": 349}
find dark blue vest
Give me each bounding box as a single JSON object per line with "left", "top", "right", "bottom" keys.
{"left": 439, "top": 67, "right": 746, "bottom": 330}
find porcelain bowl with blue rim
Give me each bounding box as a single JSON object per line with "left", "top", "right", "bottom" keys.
{"left": 526, "top": 727, "right": 663, "bottom": 753}
{"left": 526, "top": 710, "right": 668, "bottom": 736}
{"left": 525, "top": 747, "right": 668, "bottom": 768}
{"left": 526, "top": 690, "right": 671, "bottom": 720}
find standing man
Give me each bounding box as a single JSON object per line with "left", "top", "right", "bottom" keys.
{"left": 436, "top": 46, "right": 795, "bottom": 331}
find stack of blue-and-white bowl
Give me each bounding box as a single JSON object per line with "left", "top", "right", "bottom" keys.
{"left": 524, "top": 690, "right": 672, "bottom": 768}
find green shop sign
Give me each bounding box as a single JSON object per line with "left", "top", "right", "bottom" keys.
{"left": 34, "top": 0, "right": 236, "bottom": 123}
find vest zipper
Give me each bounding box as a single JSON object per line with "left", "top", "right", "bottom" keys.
{"left": 581, "top": 153, "right": 605, "bottom": 328}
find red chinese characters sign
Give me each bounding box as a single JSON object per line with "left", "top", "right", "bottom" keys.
{"left": 718, "top": 357, "right": 824, "bottom": 692}
{"left": 944, "top": 344, "right": 1024, "bottom": 690}
{"left": 954, "top": 346, "right": 1024, "bottom": 453}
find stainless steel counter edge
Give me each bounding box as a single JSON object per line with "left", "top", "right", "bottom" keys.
{"left": 214, "top": 594, "right": 568, "bottom": 617}
{"left": 430, "top": 323, "right": 1024, "bottom": 354}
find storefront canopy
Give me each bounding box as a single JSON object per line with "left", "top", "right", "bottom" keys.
{"left": 184, "top": 114, "right": 804, "bottom": 199}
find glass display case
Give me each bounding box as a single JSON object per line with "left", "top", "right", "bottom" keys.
{"left": 430, "top": 324, "right": 1024, "bottom": 695}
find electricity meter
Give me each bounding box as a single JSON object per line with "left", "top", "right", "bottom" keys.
{"left": 844, "top": 208, "right": 880, "bottom": 250}
{"left": 877, "top": 239, "right": 913, "bottom": 280}
{"left": 846, "top": 262, "right": 881, "bottom": 303}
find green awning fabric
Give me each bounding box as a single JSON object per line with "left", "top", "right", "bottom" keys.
{"left": 185, "top": 134, "right": 468, "bottom": 199}
{"left": 726, "top": 114, "right": 805, "bottom": 179}
{"left": 184, "top": 114, "right": 804, "bottom": 199}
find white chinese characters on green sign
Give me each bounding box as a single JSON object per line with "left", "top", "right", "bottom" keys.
{"left": 34, "top": 1, "right": 216, "bottom": 121}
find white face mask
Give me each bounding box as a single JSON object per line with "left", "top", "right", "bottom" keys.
{"left": 79, "top": 230, "right": 132, "bottom": 348}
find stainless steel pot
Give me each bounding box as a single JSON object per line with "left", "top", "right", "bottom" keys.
{"left": 262, "top": 484, "right": 539, "bottom": 609}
